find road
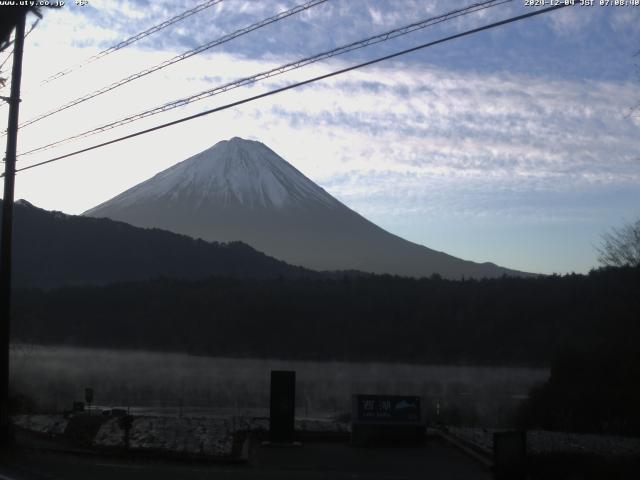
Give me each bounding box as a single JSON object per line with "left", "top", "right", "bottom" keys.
{"left": 0, "top": 436, "right": 491, "bottom": 480}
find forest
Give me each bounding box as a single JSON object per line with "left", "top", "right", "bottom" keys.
{"left": 11, "top": 265, "right": 639, "bottom": 365}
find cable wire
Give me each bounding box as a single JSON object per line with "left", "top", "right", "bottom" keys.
{"left": 10, "top": 3, "right": 571, "bottom": 176}
{"left": 13, "top": 0, "right": 328, "bottom": 132}
{"left": 0, "top": 49, "right": 15, "bottom": 74}
{"left": 40, "top": 0, "right": 224, "bottom": 85}
{"left": 0, "top": 1, "right": 221, "bottom": 107}
{"left": 19, "top": 0, "right": 510, "bottom": 157}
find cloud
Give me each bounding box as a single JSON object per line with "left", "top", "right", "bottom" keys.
{"left": 252, "top": 62, "right": 639, "bottom": 185}
{"left": 15, "top": 50, "right": 638, "bottom": 202}
{"left": 547, "top": 5, "right": 594, "bottom": 37}
{"left": 609, "top": 7, "right": 640, "bottom": 35}
{"left": 32, "top": 1, "right": 520, "bottom": 60}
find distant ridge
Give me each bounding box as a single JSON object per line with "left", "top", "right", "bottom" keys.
{"left": 85, "top": 137, "right": 531, "bottom": 279}
{"left": 2, "top": 199, "right": 313, "bottom": 289}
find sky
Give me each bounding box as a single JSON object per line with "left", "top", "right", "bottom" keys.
{"left": 1, "top": 0, "right": 639, "bottom": 275}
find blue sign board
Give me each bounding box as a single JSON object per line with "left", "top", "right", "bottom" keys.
{"left": 355, "top": 395, "right": 420, "bottom": 423}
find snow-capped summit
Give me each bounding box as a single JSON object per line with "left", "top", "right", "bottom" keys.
{"left": 94, "top": 137, "right": 338, "bottom": 211}
{"left": 85, "top": 137, "right": 528, "bottom": 279}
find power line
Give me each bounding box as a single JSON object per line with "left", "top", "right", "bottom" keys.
{"left": 18, "top": 0, "right": 511, "bottom": 157}
{"left": 12, "top": 0, "right": 328, "bottom": 133}
{"left": 10, "top": 3, "right": 571, "bottom": 177}
{"left": 40, "top": 0, "right": 225, "bottom": 85}
{"left": 0, "top": 1, "right": 221, "bottom": 106}
{"left": 0, "top": 50, "right": 14, "bottom": 74}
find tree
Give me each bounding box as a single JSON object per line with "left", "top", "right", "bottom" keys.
{"left": 597, "top": 218, "right": 640, "bottom": 268}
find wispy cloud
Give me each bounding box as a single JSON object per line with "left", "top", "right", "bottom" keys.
{"left": 16, "top": 50, "right": 638, "bottom": 203}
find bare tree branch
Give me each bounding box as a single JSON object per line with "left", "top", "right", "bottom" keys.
{"left": 597, "top": 219, "right": 640, "bottom": 268}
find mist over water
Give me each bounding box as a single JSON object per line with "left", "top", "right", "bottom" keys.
{"left": 10, "top": 344, "right": 548, "bottom": 427}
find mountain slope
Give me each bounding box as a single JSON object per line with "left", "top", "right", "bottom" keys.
{"left": 2, "top": 199, "right": 312, "bottom": 289}
{"left": 85, "top": 137, "right": 530, "bottom": 279}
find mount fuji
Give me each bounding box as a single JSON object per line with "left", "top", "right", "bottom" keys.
{"left": 84, "top": 137, "right": 528, "bottom": 279}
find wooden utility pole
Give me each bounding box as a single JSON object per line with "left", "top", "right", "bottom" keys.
{"left": 0, "top": 10, "right": 26, "bottom": 445}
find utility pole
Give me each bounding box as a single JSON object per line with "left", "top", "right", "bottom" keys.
{"left": 0, "top": 11, "right": 26, "bottom": 445}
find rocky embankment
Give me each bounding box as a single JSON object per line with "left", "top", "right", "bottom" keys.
{"left": 12, "top": 414, "right": 350, "bottom": 459}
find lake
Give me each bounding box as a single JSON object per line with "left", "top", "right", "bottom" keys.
{"left": 10, "top": 344, "right": 548, "bottom": 427}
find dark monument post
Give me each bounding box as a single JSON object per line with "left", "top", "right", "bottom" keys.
{"left": 269, "top": 370, "right": 295, "bottom": 444}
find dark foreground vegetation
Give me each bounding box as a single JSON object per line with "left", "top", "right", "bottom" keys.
{"left": 518, "top": 346, "right": 640, "bottom": 435}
